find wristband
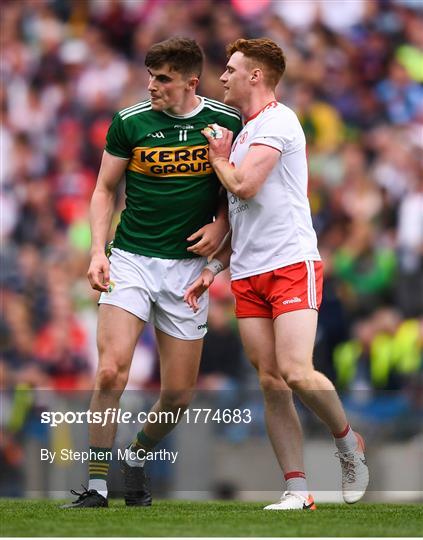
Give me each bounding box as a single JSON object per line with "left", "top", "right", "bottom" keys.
{"left": 204, "top": 258, "right": 224, "bottom": 276}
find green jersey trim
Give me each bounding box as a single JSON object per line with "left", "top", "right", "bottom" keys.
{"left": 203, "top": 103, "right": 240, "bottom": 121}
{"left": 119, "top": 99, "right": 150, "bottom": 116}
{"left": 120, "top": 102, "right": 152, "bottom": 121}
{"left": 203, "top": 98, "right": 242, "bottom": 118}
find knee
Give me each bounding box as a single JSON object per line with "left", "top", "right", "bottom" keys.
{"left": 282, "top": 368, "right": 314, "bottom": 391}
{"left": 96, "top": 365, "right": 128, "bottom": 391}
{"left": 258, "top": 373, "right": 292, "bottom": 406}
{"left": 259, "top": 373, "right": 283, "bottom": 393}
{"left": 159, "top": 390, "right": 193, "bottom": 412}
{"left": 260, "top": 374, "right": 293, "bottom": 407}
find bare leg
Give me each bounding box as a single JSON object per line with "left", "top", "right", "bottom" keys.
{"left": 135, "top": 329, "right": 203, "bottom": 444}
{"left": 238, "top": 318, "right": 305, "bottom": 474}
{"left": 90, "top": 304, "right": 145, "bottom": 448}
{"left": 274, "top": 309, "right": 348, "bottom": 433}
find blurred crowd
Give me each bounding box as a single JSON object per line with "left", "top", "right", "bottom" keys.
{"left": 1, "top": 0, "right": 422, "bottom": 456}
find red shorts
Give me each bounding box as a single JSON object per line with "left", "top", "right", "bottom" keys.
{"left": 231, "top": 261, "right": 323, "bottom": 319}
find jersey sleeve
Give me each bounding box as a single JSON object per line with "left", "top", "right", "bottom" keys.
{"left": 249, "top": 108, "right": 305, "bottom": 155}
{"left": 104, "top": 113, "right": 132, "bottom": 159}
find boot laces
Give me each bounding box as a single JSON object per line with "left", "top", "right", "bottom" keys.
{"left": 335, "top": 451, "right": 357, "bottom": 483}
{"left": 70, "top": 485, "right": 91, "bottom": 502}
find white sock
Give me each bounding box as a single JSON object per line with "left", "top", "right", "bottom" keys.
{"left": 125, "top": 444, "right": 145, "bottom": 468}
{"left": 88, "top": 479, "right": 107, "bottom": 498}
{"left": 285, "top": 473, "right": 308, "bottom": 499}
{"left": 334, "top": 425, "right": 358, "bottom": 454}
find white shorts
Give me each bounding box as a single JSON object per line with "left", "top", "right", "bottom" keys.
{"left": 98, "top": 248, "right": 209, "bottom": 340}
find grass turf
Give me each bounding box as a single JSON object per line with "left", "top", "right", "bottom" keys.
{"left": 0, "top": 500, "right": 422, "bottom": 537}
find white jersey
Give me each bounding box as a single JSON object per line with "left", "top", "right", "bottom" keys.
{"left": 228, "top": 101, "right": 320, "bottom": 280}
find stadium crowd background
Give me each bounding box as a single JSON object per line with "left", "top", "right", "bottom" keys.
{"left": 1, "top": 0, "right": 422, "bottom": 497}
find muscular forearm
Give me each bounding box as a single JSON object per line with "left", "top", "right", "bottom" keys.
{"left": 89, "top": 187, "right": 116, "bottom": 255}
{"left": 212, "top": 158, "right": 246, "bottom": 198}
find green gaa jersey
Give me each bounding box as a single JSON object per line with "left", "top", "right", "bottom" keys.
{"left": 105, "top": 97, "right": 242, "bottom": 259}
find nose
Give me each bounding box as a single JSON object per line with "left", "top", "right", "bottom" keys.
{"left": 220, "top": 71, "right": 227, "bottom": 83}
{"left": 148, "top": 76, "right": 156, "bottom": 92}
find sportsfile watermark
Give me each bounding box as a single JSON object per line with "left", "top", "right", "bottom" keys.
{"left": 40, "top": 407, "right": 253, "bottom": 427}
{"left": 40, "top": 447, "right": 179, "bottom": 465}
{"left": 2, "top": 389, "right": 422, "bottom": 493}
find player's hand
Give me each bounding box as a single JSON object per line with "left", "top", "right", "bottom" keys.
{"left": 87, "top": 252, "right": 111, "bottom": 292}
{"left": 202, "top": 124, "right": 233, "bottom": 165}
{"left": 184, "top": 269, "right": 215, "bottom": 313}
{"left": 187, "top": 220, "right": 227, "bottom": 257}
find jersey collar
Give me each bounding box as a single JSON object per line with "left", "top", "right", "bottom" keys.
{"left": 244, "top": 100, "right": 278, "bottom": 125}
{"left": 162, "top": 96, "right": 205, "bottom": 119}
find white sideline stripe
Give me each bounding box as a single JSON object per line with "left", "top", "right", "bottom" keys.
{"left": 121, "top": 105, "right": 152, "bottom": 120}
{"left": 203, "top": 98, "right": 241, "bottom": 116}
{"left": 204, "top": 100, "right": 242, "bottom": 118}
{"left": 203, "top": 101, "right": 242, "bottom": 118}
{"left": 311, "top": 261, "right": 317, "bottom": 309}
{"left": 203, "top": 103, "right": 241, "bottom": 120}
{"left": 120, "top": 100, "right": 150, "bottom": 115}
{"left": 120, "top": 103, "right": 151, "bottom": 118}
{"left": 306, "top": 261, "right": 312, "bottom": 308}
{"left": 306, "top": 261, "right": 317, "bottom": 309}
{"left": 120, "top": 104, "right": 151, "bottom": 119}
{"left": 119, "top": 104, "right": 149, "bottom": 118}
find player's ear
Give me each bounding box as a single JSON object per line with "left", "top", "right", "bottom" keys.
{"left": 187, "top": 76, "right": 199, "bottom": 90}
{"left": 249, "top": 68, "right": 261, "bottom": 84}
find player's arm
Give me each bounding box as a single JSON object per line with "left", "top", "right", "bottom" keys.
{"left": 184, "top": 232, "right": 232, "bottom": 313}
{"left": 87, "top": 151, "right": 129, "bottom": 292}
{"left": 203, "top": 127, "right": 280, "bottom": 199}
{"left": 187, "top": 187, "right": 229, "bottom": 257}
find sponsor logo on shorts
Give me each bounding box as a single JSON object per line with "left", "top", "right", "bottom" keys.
{"left": 197, "top": 323, "right": 208, "bottom": 330}
{"left": 282, "top": 296, "right": 302, "bottom": 305}
{"left": 128, "top": 145, "right": 212, "bottom": 177}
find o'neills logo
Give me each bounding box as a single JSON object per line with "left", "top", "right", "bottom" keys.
{"left": 128, "top": 145, "right": 212, "bottom": 177}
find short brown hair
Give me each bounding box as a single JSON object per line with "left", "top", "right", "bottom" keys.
{"left": 145, "top": 37, "right": 204, "bottom": 77}
{"left": 227, "top": 38, "right": 286, "bottom": 88}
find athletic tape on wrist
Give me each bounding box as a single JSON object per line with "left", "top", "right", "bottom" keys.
{"left": 204, "top": 259, "right": 224, "bottom": 276}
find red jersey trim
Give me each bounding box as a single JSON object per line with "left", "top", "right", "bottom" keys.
{"left": 244, "top": 100, "right": 278, "bottom": 125}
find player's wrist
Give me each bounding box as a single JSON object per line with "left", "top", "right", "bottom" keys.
{"left": 90, "top": 249, "right": 104, "bottom": 257}
{"left": 204, "top": 258, "right": 225, "bottom": 276}
{"left": 90, "top": 247, "right": 108, "bottom": 258}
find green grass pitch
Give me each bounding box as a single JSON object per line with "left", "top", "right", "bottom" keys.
{"left": 1, "top": 500, "right": 422, "bottom": 537}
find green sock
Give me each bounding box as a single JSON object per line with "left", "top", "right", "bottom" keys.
{"left": 89, "top": 446, "right": 112, "bottom": 481}
{"left": 132, "top": 430, "right": 159, "bottom": 451}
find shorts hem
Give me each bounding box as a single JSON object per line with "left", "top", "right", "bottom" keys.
{"left": 235, "top": 312, "right": 272, "bottom": 319}
{"left": 154, "top": 324, "right": 207, "bottom": 341}
{"left": 98, "top": 298, "right": 150, "bottom": 323}
{"left": 273, "top": 306, "right": 319, "bottom": 319}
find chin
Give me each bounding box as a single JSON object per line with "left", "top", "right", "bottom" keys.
{"left": 151, "top": 102, "right": 164, "bottom": 111}
{"left": 223, "top": 93, "right": 235, "bottom": 107}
